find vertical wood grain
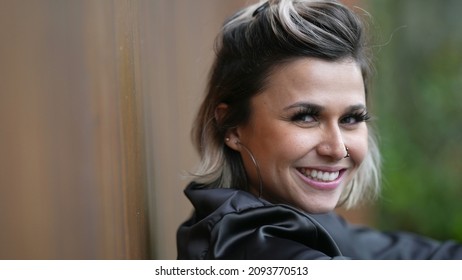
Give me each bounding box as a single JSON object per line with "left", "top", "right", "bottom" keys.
{"left": 0, "top": 0, "right": 149, "bottom": 259}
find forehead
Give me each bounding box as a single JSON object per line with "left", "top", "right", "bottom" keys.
{"left": 255, "top": 58, "right": 366, "bottom": 108}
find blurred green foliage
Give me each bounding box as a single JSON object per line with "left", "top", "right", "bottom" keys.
{"left": 366, "top": 0, "right": 462, "bottom": 241}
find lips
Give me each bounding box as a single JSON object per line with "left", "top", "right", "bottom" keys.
{"left": 295, "top": 167, "right": 346, "bottom": 191}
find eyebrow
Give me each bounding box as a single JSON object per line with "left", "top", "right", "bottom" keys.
{"left": 283, "top": 102, "right": 367, "bottom": 112}
{"left": 346, "top": 104, "right": 368, "bottom": 112}
{"left": 283, "top": 102, "right": 324, "bottom": 112}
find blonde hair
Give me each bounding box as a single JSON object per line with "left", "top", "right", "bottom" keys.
{"left": 191, "top": 0, "right": 380, "bottom": 209}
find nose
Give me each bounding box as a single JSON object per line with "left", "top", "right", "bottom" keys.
{"left": 316, "top": 124, "right": 347, "bottom": 160}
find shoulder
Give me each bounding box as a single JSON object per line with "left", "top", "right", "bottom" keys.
{"left": 210, "top": 203, "right": 345, "bottom": 259}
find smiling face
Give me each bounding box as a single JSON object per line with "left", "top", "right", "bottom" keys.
{"left": 225, "top": 58, "right": 369, "bottom": 213}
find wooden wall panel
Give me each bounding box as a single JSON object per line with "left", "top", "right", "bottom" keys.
{"left": 0, "top": 0, "right": 149, "bottom": 259}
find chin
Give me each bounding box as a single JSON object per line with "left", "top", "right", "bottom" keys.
{"left": 296, "top": 199, "right": 339, "bottom": 214}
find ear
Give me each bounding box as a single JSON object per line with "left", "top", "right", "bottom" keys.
{"left": 215, "top": 103, "right": 240, "bottom": 151}
{"left": 214, "top": 103, "right": 228, "bottom": 125}
{"left": 224, "top": 127, "right": 240, "bottom": 151}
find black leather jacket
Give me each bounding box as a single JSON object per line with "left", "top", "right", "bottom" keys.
{"left": 177, "top": 182, "right": 462, "bottom": 259}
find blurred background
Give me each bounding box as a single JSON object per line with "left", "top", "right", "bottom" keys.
{"left": 369, "top": 0, "right": 462, "bottom": 242}
{"left": 0, "top": 0, "right": 460, "bottom": 259}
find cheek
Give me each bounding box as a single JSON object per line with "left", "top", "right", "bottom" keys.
{"left": 350, "top": 129, "right": 369, "bottom": 165}
{"left": 288, "top": 134, "right": 317, "bottom": 156}
{"left": 268, "top": 129, "right": 315, "bottom": 160}
{"left": 249, "top": 130, "right": 312, "bottom": 174}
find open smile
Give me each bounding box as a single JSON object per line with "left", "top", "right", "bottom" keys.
{"left": 295, "top": 167, "right": 347, "bottom": 190}
{"left": 298, "top": 168, "right": 340, "bottom": 182}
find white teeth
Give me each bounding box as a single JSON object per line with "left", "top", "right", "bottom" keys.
{"left": 299, "top": 168, "right": 340, "bottom": 182}
{"left": 310, "top": 170, "right": 318, "bottom": 178}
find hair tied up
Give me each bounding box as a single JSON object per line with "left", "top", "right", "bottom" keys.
{"left": 253, "top": 1, "right": 270, "bottom": 17}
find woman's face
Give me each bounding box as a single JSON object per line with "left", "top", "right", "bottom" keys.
{"left": 227, "top": 58, "right": 368, "bottom": 213}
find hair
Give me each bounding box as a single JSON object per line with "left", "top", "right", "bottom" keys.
{"left": 190, "top": 0, "right": 381, "bottom": 209}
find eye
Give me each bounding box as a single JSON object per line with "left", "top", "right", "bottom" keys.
{"left": 292, "top": 112, "right": 316, "bottom": 123}
{"left": 290, "top": 107, "right": 319, "bottom": 125}
{"left": 340, "top": 110, "right": 370, "bottom": 125}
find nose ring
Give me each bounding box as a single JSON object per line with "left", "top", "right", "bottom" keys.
{"left": 344, "top": 146, "right": 350, "bottom": 158}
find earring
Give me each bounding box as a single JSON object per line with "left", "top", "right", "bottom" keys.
{"left": 236, "top": 140, "right": 263, "bottom": 198}
{"left": 344, "top": 146, "right": 350, "bottom": 158}
{"left": 225, "top": 137, "right": 230, "bottom": 142}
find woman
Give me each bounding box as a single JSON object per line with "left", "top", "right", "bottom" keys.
{"left": 176, "top": 0, "right": 462, "bottom": 259}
